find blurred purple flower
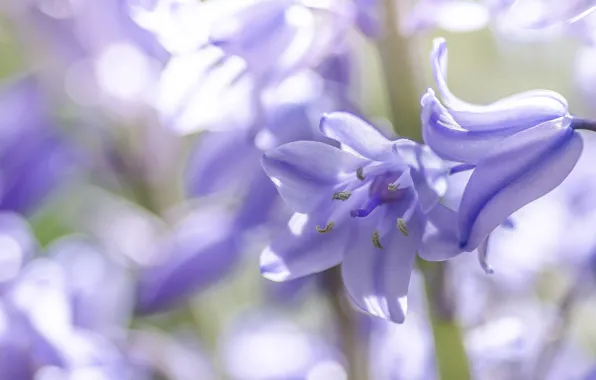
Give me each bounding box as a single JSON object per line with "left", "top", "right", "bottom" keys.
{"left": 219, "top": 310, "right": 346, "bottom": 380}
{"left": 6, "top": 0, "right": 168, "bottom": 110}
{"left": 0, "top": 234, "right": 137, "bottom": 379}
{"left": 261, "top": 112, "right": 447, "bottom": 323}
{"left": 133, "top": 0, "right": 364, "bottom": 134}
{"left": 516, "top": 0, "right": 596, "bottom": 28}
{"left": 129, "top": 329, "right": 215, "bottom": 380}
{"left": 0, "top": 77, "right": 77, "bottom": 215}
{"left": 47, "top": 237, "right": 135, "bottom": 339}
{"left": 403, "top": 0, "right": 495, "bottom": 35}
{"left": 367, "top": 271, "right": 437, "bottom": 379}
{"left": 420, "top": 38, "right": 584, "bottom": 257}
{"left": 136, "top": 206, "right": 240, "bottom": 314}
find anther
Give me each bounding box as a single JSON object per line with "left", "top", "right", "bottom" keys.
{"left": 397, "top": 218, "right": 409, "bottom": 236}
{"left": 356, "top": 167, "right": 365, "bottom": 181}
{"left": 332, "top": 191, "right": 352, "bottom": 201}
{"left": 372, "top": 230, "right": 383, "bottom": 249}
{"left": 316, "top": 222, "right": 334, "bottom": 234}
{"left": 387, "top": 183, "right": 398, "bottom": 192}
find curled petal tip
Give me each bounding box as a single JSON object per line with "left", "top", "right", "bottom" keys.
{"left": 478, "top": 237, "right": 494, "bottom": 275}
{"left": 433, "top": 36, "right": 447, "bottom": 48}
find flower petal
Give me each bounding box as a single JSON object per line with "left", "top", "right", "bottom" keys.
{"left": 260, "top": 213, "right": 348, "bottom": 282}
{"left": 421, "top": 90, "right": 519, "bottom": 163}
{"left": 458, "top": 116, "right": 582, "bottom": 251}
{"left": 319, "top": 112, "right": 393, "bottom": 161}
{"left": 342, "top": 198, "right": 424, "bottom": 323}
{"left": 430, "top": 38, "right": 568, "bottom": 131}
{"left": 418, "top": 203, "right": 462, "bottom": 261}
{"left": 393, "top": 139, "right": 447, "bottom": 212}
{"left": 185, "top": 131, "right": 260, "bottom": 197}
{"left": 233, "top": 171, "right": 281, "bottom": 231}
{"left": 136, "top": 207, "right": 240, "bottom": 314}
{"left": 262, "top": 141, "right": 369, "bottom": 213}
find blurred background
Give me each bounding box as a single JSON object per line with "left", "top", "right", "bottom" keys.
{"left": 0, "top": 0, "right": 596, "bottom": 379}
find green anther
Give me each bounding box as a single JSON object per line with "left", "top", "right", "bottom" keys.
{"left": 387, "top": 183, "right": 398, "bottom": 192}
{"left": 316, "top": 221, "right": 334, "bottom": 234}
{"left": 332, "top": 191, "right": 352, "bottom": 201}
{"left": 397, "top": 218, "right": 409, "bottom": 236}
{"left": 356, "top": 167, "right": 365, "bottom": 181}
{"left": 372, "top": 230, "right": 383, "bottom": 249}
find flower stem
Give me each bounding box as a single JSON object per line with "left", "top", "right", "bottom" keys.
{"left": 376, "top": 0, "right": 471, "bottom": 377}
{"left": 376, "top": 0, "right": 421, "bottom": 138}
{"left": 421, "top": 260, "right": 471, "bottom": 380}
{"left": 325, "top": 267, "right": 368, "bottom": 380}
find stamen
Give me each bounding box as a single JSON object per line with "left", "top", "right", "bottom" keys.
{"left": 332, "top": 191, "right": 352, "bottom": 201}
{"left": 397, "top": 218, "right": 409, "bottom": 236}
{"left": 387, "top": 183, "right": 398, "bottom": 192}
{"left": 356, "top": 167, "right": 365, "bottom": 181}
{"left": 372, "top": 230, "right": 383, "bottom": 249}
{"left": 478, "top": 236, "right": 494, "bottom": 274}
{"left": 315, "top": 221, "right": 334, "bottom": 234}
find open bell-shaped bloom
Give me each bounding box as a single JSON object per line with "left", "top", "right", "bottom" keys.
{"left": 420, "top": 37, "right": 585, "bottom": 258}
{"left": 261, "top": 112, "right": 447, "bottom": 323}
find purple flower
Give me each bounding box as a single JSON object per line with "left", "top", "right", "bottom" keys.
{"left": 420, "top": 38, "right": 584, "bottom": 256}
{"left": 517, "top": 0, "right": 596, "bottom": 28}
{"left": 0, "top": 232, "right": 136, "bottom": 379}
{"left": 7, "top": 0, "right": 168, "bottom": 109}
{"left": 219, "top": 310, "right": 345, "bottom": 380}
{"left": 261, "top": 112, "right": 446, "bottom": 323}
{"left": 136, "top": 206, "right": 240, "bottom": 314}
{"left": 0, "top": 77, "right": 77, "bottom": 215}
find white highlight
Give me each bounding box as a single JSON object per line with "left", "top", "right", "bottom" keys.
{"left": 307, "top": 360, "right": 347, "bottom": 380}
{"left": 95, "top": 42, "right": 152, "bottom": 101}
{"left": 0, "top": 234, "right": 24, "bottom": 282}
{"left": 436, "top": 1, "right": 490, "bottom": 32}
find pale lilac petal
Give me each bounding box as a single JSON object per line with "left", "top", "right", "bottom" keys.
{"left": 319, "top": 112, "right": 394, "bottom": 161}
{"left": 421, "top": 90, "right": 517, "bottom": 163}
{"left": 260, "top": 213, "right": 348, "bottom": 282}
{"left": 418, "top": 203, "right": 462, "bottom": 261}
{"left": 342, "top": 196, "right": 423, "bottom": 323}
{"left": 458, "top": 116, "right": 582, "bottom": 250}
{"left": 393, "top": 139, "right": 447, "bottom": 212}
{"left": 137, "top": 207, "right": 240, "bottom": 314}
{"left": 185, "top": 131, "right": 260, "bottom": 197}
{"left": 430, "top": 38, "right": 568, "bottom": 130}
{"left": 262, "top": 141, "right": 369, "bottom": 213}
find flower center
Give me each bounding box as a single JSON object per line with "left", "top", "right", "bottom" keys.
{"left": 350, "top": 171, "right": 406, "bottom": 218}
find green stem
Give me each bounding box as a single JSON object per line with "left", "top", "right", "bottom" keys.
{"left": 421, "top": 261, "right": 471, "bottom": 380}
{"left": 377, "top": 0, "right": 422, "bottom": 139}
{"left": 377, "top": 1, "right": 470, "bottom": 378}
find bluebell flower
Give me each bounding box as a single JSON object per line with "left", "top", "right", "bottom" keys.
{"left": 136, "top": 206, "right": 240, "bottom": 314}
{"left": 420, "top": 38, "right": 584, "bottom": 258}
{"left": 0, "top": 77, "right": 77, "bottom": 215}
{"left": 7, "top": 0, "right": 168, "bottom": 108}
{"left": 145, "top": 67, "right": 360, "bottom": 313}
{"left": 261, "top": 112, "right": 447, "bottom": 323}
{"left": 219, "top": 309, "right": 346, "bottom": 380}
{"left": 0, "top": 216, "right": 137, "bottom": 379}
